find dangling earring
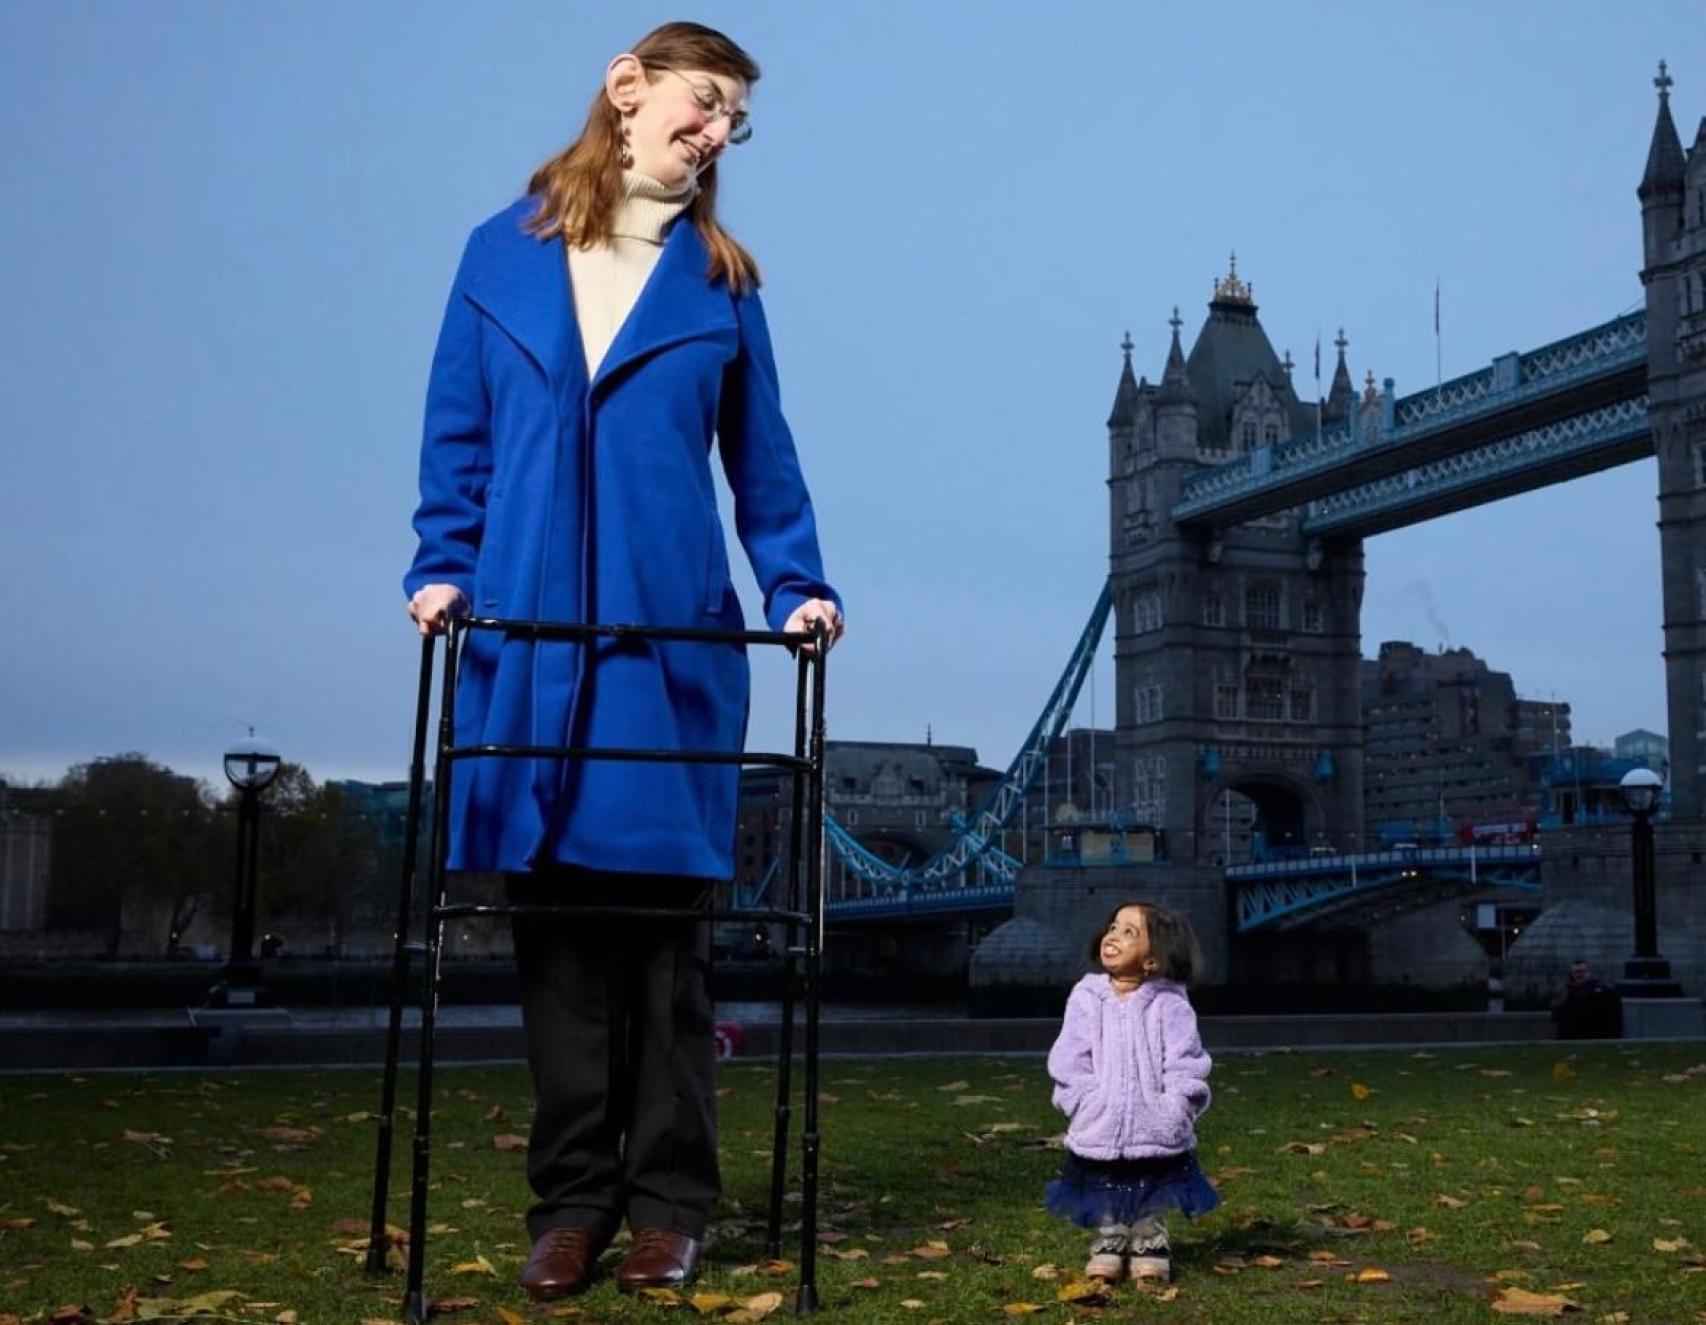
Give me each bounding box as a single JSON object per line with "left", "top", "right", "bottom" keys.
{"left": 619, "top": 110, "right": 634, "bottom": 168}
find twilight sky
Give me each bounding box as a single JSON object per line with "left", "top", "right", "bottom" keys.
{"left": 2, "top": 2, "right": 1703, "bottom": 788}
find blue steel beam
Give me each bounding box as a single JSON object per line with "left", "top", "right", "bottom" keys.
{"left": 1229, "top": 846, "right": 1542, "bottom": 932}
{"left": 1302, "top": 396, "right": 1650, "bottom": 536}
{"left": 1171, "top": 312, "right": 1646, "bottom": 526}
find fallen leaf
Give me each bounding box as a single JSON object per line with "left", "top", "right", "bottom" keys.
{"left": 1552, "top": 1063, "right": 1578, "bottom": 1083}
{"left": 424, "top": 1298, "right": 478, "bottom": 1315}
{"left": 1056, "top": 1280, "right": 1110, "bottom": 1304}
{"left": 1030, "top": 1263, "right": 1058, "bottom": 1280}
{"left": 1491, "top": 1286, "right": 1583, "bottom": 1316}
{"left": 450, "top": 1254, "right": 496, "bottom": 1275}
{"left": 898, "top": 1301, "right": 925, "bottom": 1311}
{"left": 1583, "top": 1229, "right": 1613, "bottom": 1246}
{"left": 257, "top": 1127, "right": 317, "bottom": 1144}
{"left": 1433, "top": 1193, "right": 1468, "bottom": 1208}
{"left": 492, "top": 1134, "right": 529, "bottom": 1153}
{"left": 1003, "top": 1306, "right": 1048, "bottom": 1316}
{"left": 910, "top": 1241, "right": 951, "bottom": 1260}
{"left": 1354, "top": 1267, "right": 1391, "bottom": 1283}
{"left": 638, "top": 1288, "right": 681, "bottom": 1306}
{"left": 1351, "top": 1082, "right": 1372, "bottom": 1101}
{"left": 688, "top": 1293, "right": 733, "bottom": 1314}
{"left": 850, "top": 1278, "right": 880, "bottom": 1290}
{"left": 1654, "top": 1237, "right": 1690, "bottom": 1252}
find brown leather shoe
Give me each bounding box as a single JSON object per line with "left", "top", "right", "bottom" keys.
{"left": 615, "top": 1228, "right": 702, "bottom": 1292}
{"left": 519, "top": 1227, "right": 600, "bottom": 1300}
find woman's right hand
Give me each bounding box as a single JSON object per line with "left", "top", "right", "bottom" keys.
{"left": 408, "top": 584, "right": 469, "bottom": 636}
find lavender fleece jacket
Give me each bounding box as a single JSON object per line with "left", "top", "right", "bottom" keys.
{"left": 1046, "top": 973, "right": 1213, "bottom": 1161}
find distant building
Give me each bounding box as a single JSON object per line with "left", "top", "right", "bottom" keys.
{"left": 1614, "top": 728, "right": 1669, "bottom": 770}
{"left": 0, "top": 779, "right": 51, "bottom": 932}
{"left": 1361, "top": 642, "right": 1568, "bottom": 842}
{"left": 749, "top": 739, "right": 1002, "bottom": 904}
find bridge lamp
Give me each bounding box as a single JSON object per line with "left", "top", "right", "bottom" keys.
{"left": 1615, "top": 768, "right": 1679, "bottom": 998}
{"left": 208, "top": 730, "right": 281, "bottom": 1008}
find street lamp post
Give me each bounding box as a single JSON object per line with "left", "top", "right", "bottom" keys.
{"left": 208, "top": 730, "right": 281, "bottom": 1007}
{"left": 1615, "top": 767, "right": 1681, "bottom": 998}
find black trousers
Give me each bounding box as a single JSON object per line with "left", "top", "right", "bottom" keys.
{"left": 506, "top": 870, "right": 720, "bottom": 1243}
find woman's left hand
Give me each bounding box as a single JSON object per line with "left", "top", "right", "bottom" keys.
{"left": 783, "top": 599, "right": 844, "bottom": 656}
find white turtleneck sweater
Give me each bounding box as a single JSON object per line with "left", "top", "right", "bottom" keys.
{"left": 566, "top": 170, "right": 696, "bottom": 376}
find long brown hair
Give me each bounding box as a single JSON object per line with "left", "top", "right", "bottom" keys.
{"left": 525, "top": 21, "right": 761, "bottom": 293}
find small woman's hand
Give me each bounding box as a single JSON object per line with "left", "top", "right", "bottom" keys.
{"left": 408, "top": 584, "right": 469, "bottom": 636}
{"left": 783, "top": 599, "right": 844, "bottom": 656}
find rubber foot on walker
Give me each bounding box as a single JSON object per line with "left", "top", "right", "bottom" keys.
{"left": 793, "top": 1284, "right": 819, "bottom": 1315}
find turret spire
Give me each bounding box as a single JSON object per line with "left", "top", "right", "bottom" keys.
{"left": 1641, "top": 59, "right": 1686, "bottom": 202}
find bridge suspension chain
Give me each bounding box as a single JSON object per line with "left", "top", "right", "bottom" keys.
{"left": 823, "top": 580, "right": 1114, "bottom": 895}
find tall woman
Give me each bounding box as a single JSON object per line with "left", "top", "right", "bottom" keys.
{"left": 403, "top": 21, "right": 842, "bottom": 1300}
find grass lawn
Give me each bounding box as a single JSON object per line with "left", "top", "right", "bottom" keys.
{"left": 1, "top": 1042, "right": 1705, "bottom": 1323}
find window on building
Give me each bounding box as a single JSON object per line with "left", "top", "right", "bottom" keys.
{"left": 1245, "top": 580, "right": 1282, "bottom": 630}
{"left": 1695, "top": 443, "right": 1706, "bottom": 489}
{"left": 1302, "top": 599, "right": 1324, "bottom": 633}
{"left": 1290, "top": 685, "right": 1315, "bottom": 722}
{"left": 1132, "top": 590, "right": 1162, "bottom": 633}
{"left": 1246, "top": 673, "right": 1285, "bottom": 721}
{"left": 1264, "top": 423, "right": 1279, "bottom": 444}
{"left": 1241, "top": 420, "right": 1257, "bottom": 449}
{"left": 1136, "top": 684, "right": 1163, "bottom": 724}
{"left": 1202, "top": 590, "right": 1224, "bottom": 627}
{"left": 1214, "top": 683, "right": 1240, "bottom": 719}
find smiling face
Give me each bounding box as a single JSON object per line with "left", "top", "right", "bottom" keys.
{"left": 606, "top": 55, "right": 748, "bottom": 189}
{"left": 1099, "top": 905, "right": 1158, "bottom": 983}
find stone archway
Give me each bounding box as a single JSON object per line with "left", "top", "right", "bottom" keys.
{"left": 1199, "top": 774, "right": 1321, "bottom": 866}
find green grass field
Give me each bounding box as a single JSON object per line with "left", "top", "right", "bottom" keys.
{"left": 2, "top": 1042, "right": 1704, "bottom": 1323}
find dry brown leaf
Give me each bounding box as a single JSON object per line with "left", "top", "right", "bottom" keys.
{"left": 1582, "top": 1229, "right": 1613, "bottom": 1245}
{"left": 1491, "top": 1286, "right": 1583, "bottom": 1316}
{"left": 1552, "top": 1063, "right": 1578, "bottom": 1083}
{"left": 1030, "top": 1263, "right": 1058, "bottom": 1280}
{"left": 1279, "top": 1140, "right": 1327, "bottom": 1156}
{"left": 638, "top": 1288, "right": 681, "bottom": 1306}
{"left": 1253, "top": 1255, "right": 1286, "bottom": 1269}
{"left": 1354, "top": 1267, "right": 1391, "bottom": 1283}
{"left": 688, "top": 1293, "right": 733, "bottom": 1314}
{"left": 256, "top": 1176, "right": 294, "bottom": 1192}
{"left": 275, "top": 1312, "right": 298, "bottom": 1325}
{"left": 424, "top": 1298, "right": 479, "bottom": 1315}
{"left": 1057, "top": 1279, "right": 1110, "bottom": 1304}
{"left": 492, "top": 1134, "right": 529, "bottom": 1153}
{"left": 1351, "top": 1082, "right": 1373, "bottom": 1101}
{"left": 258, "top": 1126, "right": 317, "bottom": 1144}
{"left": 178, "top": 1258, "right": 208, "bottom": 1272}
{"left": 898, "top": 1301, "right": 925, "bottom": 1311}
{"left": 910, "top": 1241, "right": 951, "bottom": 1260}
{"left": 496, "top": 1309, "right": 526, "bottom": 1325}
{"left": 1433, "top": 1193, "right": 1468, "bottom": 1208}
{"left": 449, "top": 1254, "right": 496, "bottom": 1275}
{"left": 850, "top": 1278, "right": 880, "bottom": 1290}
{"left": 1003, "top": 1306, "right": 1048, "bottom": 1317}
{"left": 1654, "top": 1237, "right": 1690, "bottom": 1252}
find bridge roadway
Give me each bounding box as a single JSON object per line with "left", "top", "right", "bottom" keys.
{"left": 815, "top": 842, "right": 1541, "bottom": 929}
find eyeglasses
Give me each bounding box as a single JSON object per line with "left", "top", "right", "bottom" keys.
{"left": 654, "top": 66, "right": 752, "bottom": 145}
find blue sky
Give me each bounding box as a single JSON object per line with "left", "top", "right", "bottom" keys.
{"left": 2, "top": 2, "right": 1702, "bottom": 787}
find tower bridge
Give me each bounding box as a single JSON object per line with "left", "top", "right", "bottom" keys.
{"left": 806, "top": 67, "right": 1706, "bottom": 990}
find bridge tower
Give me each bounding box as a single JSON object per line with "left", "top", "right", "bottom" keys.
{"left": 1107, "top": 264, "right": 1368, "bottom": 945}
{"left": 1643, "top": 62, "right": 1706, "bottom": 818}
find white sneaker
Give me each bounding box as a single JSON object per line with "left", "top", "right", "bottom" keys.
{"left": 1084, "top": 1227, "right": 1128, "bottom": 1282}
{"left": 1129, "top": 1254, "right": 1171, "bottom": 1283}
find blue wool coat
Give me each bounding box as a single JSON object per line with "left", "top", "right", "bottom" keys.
{"left": 404, "top": 197, "right": 840, "bottom": 880}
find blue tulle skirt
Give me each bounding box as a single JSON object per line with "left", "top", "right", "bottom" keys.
{"left": 1044, "top": 1149, "right": 1221, "bottom": 1229}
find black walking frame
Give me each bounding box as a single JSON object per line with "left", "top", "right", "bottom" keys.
{"left": 364, "top": 614, "right": 831, "bottom": 1320}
